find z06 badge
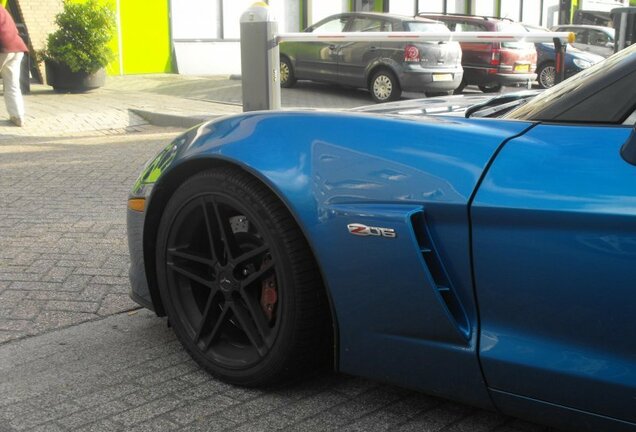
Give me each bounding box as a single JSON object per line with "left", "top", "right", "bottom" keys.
{"left": 347, "top": 223, "right": 396, "bottom": 238}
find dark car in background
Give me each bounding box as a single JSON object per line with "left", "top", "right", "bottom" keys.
{"left": 419, "top": 13, "right": 537, "bottom": 93}
{"left": 534, "top": 41, "right": 604, "bottom": 88}
{"left": 522, "top": 23, "right": 604, "bottom": 88}
{"left": 551, "top": 24, "right": 615, "bottom": 57}
{"left": 279, "top": 12, "right": 463, "bottom": 102}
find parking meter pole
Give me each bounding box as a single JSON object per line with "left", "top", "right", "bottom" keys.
{"left": 553, "top": 37, "right": 567, "bottom": 85}
{"left": 240, "top": 3, "right": 281, "bottom": 112}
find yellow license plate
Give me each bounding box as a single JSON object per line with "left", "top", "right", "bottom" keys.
{"left": 432, "top": 73, "right": 453, "bottom": 82}
{"left": 514, "top": 64, "right": 530, "bottom": 72}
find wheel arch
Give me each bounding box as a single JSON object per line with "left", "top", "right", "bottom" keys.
{"left": 142, "top": 156, "right": 340, "bottom": 367}
{"left": 365, "top": 61, "right": 400, "bottom": 88}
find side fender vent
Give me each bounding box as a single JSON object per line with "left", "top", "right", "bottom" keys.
{"left": 410, "top": 211, "right": 470, "bottom": 339}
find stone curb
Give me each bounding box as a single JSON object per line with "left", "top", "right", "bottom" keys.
{"left": 129, "top": 109, "right": 220, "bottom": 129}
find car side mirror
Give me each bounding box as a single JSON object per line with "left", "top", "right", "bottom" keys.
{"left": 621, "top": 127, "right": 636, "bottom": 166}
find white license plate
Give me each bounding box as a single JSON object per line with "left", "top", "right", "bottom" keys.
{"left": 433, "top": 74, "right": 453, "bottom": 82}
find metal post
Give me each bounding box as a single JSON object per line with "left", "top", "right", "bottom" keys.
{"left": 240, "top": 2, "right": 281, "bottom": 112}
{"left": 553, "top": 37, "right": 567, "bottom": 85}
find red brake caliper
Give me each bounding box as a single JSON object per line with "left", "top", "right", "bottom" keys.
{"left": 260, "top": 262, "right": 277, "bottom": 322}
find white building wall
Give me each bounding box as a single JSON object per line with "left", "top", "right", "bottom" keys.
{"left": 446, "top": 0, "right": 466, "bottom": 13}
{"left": 472, "top": 0, "right": 496, "bottom": 16}
{"left": 542, "top": 0, "right": 561, "bottom": 28}
{"left": 389, "top": 0, "right": 416, "bottom": 15}
{"left": 500, "top": 0, "right": 521, "bottom": 22}
{"left": 309, "top": 0, "right": 348, "bottom": 25}
{"left": 172, "top": 0, "right": 297, "bottom": 75}
{"left": 522, "top": 1, "right": 542, "bottom": 26}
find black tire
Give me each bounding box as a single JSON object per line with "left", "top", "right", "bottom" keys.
{"left": 156, "top": 168, "right": 332, "bottom": 386}
{"left": 280, "top": 57, "right": 296, "bottom": 88}
{"left": 369, "top": 69, "right": 401, "bottom": 103}
{"left": 537, "top": 62, "right": 556, "bottom": 89}
{"left": 452, "top": 79, "right": 466, "bottom": 95}
{"left": 478, "top": 83, "right": 502, "bottom": 93}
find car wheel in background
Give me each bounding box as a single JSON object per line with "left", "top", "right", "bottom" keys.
{"left": 369, "top": 69, "right": 401, "bottom": 103}
{"left": 280, "top": 57, "right": 296, "bottom": 88}
{"left": 453, "top": 79, "right": 467, "bottom": 95}
{"left": 537, "top": 62, "right": 556, "bottom": 89}
{"left": 478, "top": 83, "right": 503, "bottom": 93}
{"left": 156, "top": 169, "right": 332, "bottom": 386}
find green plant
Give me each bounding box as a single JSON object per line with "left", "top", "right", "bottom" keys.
{"left": 42, "top": 0, "right": 115, "bottom": 74}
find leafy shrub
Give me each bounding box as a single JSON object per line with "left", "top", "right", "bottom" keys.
{"left": 42, "top": 0, "right": 115, "bottom": 74}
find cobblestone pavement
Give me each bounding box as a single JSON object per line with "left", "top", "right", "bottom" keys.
{"left": 0, "top": 309, "right": 553, "bottom": 432}
{"left": 0, "top": 127, "right": 179, "bottom": 343}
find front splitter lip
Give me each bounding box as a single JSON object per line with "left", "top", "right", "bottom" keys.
{"left": 127, "top": 206, "right": 155, "bottom": 312}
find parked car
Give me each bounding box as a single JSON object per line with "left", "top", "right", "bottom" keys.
{"left": 419, "top": 13, "right": 537, "bottom": 93}
{"left": 128, "top": 43, "right": 636, "bottom": 432}
{"left": 522, "top": 24, "right": 604, "bottom": 88}
{"left": 279, "top": 12, "right": 463, "bottom": 102}
{"left": 551, "top": 24, "right": 615, "bottom": 57}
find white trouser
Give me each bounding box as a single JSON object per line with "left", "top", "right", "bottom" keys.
{"left": 0, "top": 52, "right": 25, "bottom": 118}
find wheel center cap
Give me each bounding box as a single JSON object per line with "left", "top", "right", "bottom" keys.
{"left": 219, "top": 274, "right": 234, "bottom": 293}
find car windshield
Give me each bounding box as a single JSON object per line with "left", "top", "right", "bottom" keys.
{"left": 498, "top": 21, "right": 535, "bottom": 49}
{"left": 505, "top": 43, "right": 636, "bottom": 120}
{"left": 405, "top": 22, "right": 450, "bottom": 33}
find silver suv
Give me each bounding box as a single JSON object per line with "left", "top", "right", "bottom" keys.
{"left": 279, "top": 12, "right": 463, "bottom": 103}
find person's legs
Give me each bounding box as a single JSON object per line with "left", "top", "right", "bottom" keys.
{"left": 0, "top": 52, "right": 25, "bottom": 125}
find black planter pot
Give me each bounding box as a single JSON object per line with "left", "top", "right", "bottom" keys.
{"left": 45, "top": 61, "right": 106, "bottom": 92}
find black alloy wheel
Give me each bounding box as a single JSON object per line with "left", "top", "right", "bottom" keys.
{"left": 156, "top": 169, "right": 332, "bottom": 386}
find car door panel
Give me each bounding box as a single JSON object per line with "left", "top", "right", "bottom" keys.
{"left": 291, "top": 16, "right": 349, "bottom": 81}
{"left": 472, "top": 124, "right": 636, "bottom": 422}
{"left": 337, "top": 17, "right": 394, "bottom": 87}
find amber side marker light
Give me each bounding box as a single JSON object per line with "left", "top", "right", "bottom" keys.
{"left": 128, "top": 198, "right": 146, "bottom": 212}
{"left": 568, "top": 32, "right": 576, "bottom": 44}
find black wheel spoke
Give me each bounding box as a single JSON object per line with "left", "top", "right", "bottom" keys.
{"left": 193, "top": 288, "right": 219, "bottom": 343}
{"left": 168, "top": 262, "right": 213, "bottom": 288}
{"left": 212, "top": 199, "right": 240, "bottom": 263}
{"left": 202, "top": 303, "right": 230, "bottom": 351}
{"left": 201, "top": 198, "right": 220, "bottom": 263}
{"left": 240, "top": 291, "right": 273, "bottom": 347}
{"left": 241, "top": 260, "right": 275, "bottom": 290}
{"left": 232, "top": 244, "right": 269, "bottom": 267}
{"left": 168, "top": 248, "right": 215, "bottom": 267}
{"left": 230, "top": 301, "right": 267, "bottom": 357}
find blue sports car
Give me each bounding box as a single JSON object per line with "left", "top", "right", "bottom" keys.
{"left": 127, "top": 44, "right": 636, "bottom": 431}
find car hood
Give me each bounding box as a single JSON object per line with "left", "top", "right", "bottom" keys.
{"left": 568, "top": 48, "right": 605, "bottom": 63}
{"left": 350, "top": 94, "right": 497, "bottom": 117}
{"left": 538, "top": 42, "right": 605, "bottom": 63}
{"left": 351, "top": 91, "right": 544, "bottom": 118}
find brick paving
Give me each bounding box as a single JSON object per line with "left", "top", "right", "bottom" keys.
{"left": 0, "top": 127, "right": 179, "bottom": 343}
{"left": 0, "top": 84, "right": 241, "bottom": 139}
{"left": 0, "top": 309, "right": 552, "bottom": 432}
